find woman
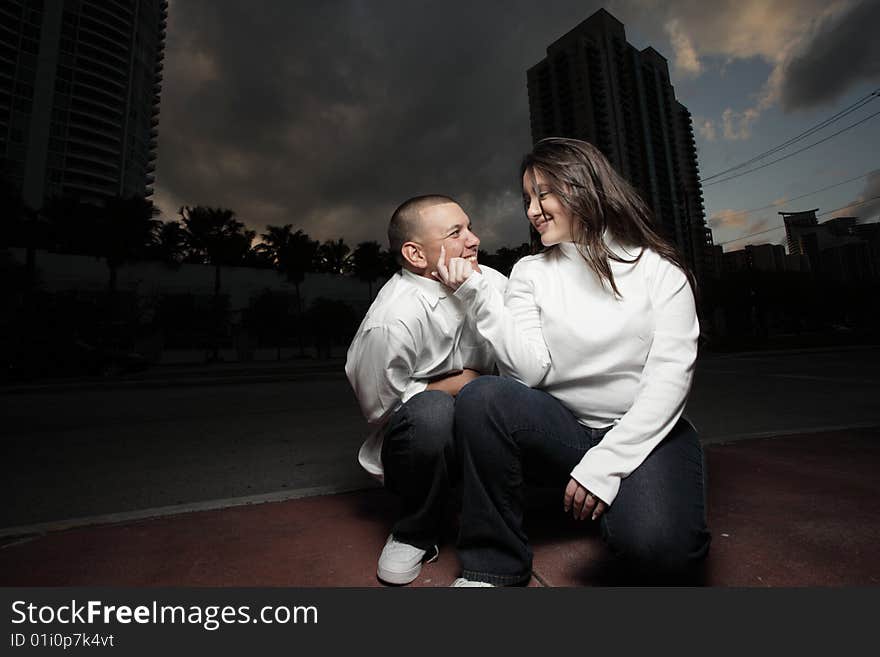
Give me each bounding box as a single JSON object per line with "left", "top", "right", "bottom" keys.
{"left": 434, "top": 137, "right": 711, "bottom": 586}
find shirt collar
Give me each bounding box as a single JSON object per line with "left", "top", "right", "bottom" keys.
{"left": 400, "top": 268, "right": 448, "bottom": 308}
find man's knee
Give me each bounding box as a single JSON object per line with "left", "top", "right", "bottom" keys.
{"left": 400, "top": 390, "right": 455, "bottom": 457}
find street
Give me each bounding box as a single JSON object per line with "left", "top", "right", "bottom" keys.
{"left": 3, "top": 346, "right": 880, "bottom": 531}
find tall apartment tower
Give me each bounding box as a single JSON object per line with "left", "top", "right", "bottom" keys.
{"left": 527, "top": 8, "right": 714, "bottom": 281}
{"left": 0, "top": 0, "right": 168, "bottom": 209}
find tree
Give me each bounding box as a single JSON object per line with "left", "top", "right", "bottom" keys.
{"left": 152, "top": 220, "right": 187, "bottom": 265}
{"left": 179, "top": 206, "right": 255, "bottom": 361}
{"left": 492, "top": 243, "right": 532, "bottom": 277}
{"left": 351, "top": 240, "right": 385, "bottom": 300}
{"left": 257, "top": 225, "right": 320, "bottom": 357}
{"left": 317, "top": 238, "right": 352, "bottom": 275}
{"left": 179, "top": 205, "right": 255, "bottom": 295}
{"left": 97, "top": 196, "right": 160, "bottom": 294}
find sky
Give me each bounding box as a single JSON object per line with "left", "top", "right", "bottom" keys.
{"left": 152, "top": 0, "right": 880, "bottom": 254}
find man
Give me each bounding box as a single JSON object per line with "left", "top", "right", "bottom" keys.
{"left": 345, "top": 195, "right": 507, "bottom": 585}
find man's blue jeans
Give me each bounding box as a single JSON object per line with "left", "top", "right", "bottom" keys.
{"left": 454, "top": 376, "right": 711, "bottom": 585}
{"left": 382, "top": 390, "right": 457, "bottom": 551}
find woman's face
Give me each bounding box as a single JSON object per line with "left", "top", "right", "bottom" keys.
{"left": 522, "top": 168, "right": 576, "bottom": 247}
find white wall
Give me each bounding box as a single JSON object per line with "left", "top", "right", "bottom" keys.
{"left": 8, "top": 248, "right": 384, "bottom": 315}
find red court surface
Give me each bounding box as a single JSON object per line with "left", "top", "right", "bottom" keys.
{"left": 2, "top": 428, "right": 878, "bottom": 587}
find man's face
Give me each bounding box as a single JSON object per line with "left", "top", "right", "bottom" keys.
{"left": 413, "top": 202, "right": 480, "bottom": 277}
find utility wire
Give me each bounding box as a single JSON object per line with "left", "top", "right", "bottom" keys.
{"left": 701, "top": 89, "right": 879, "bottom": 183}
{"left": 817, "top": 194, "right": 880, "bottom": 218}
{"left": 707, "top": 170, "right": 875, "bottom": 222}
{"left": 717, "top": 226, "right": 786, "bottom": 246}
{"left": 703, "top": 108, "right": 880, "bottom": 187}
{"left": 718, "top": 195, "right": 880, "bottom": 246}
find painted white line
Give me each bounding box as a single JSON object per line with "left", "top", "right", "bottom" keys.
{"left": 698, "top": 369, "right": 880, "bottom": 385}
{"left": 765, "top": 373, "right": 879, "bottom": 385}
{"left": 0, "top": 481, "right": 379, "bottom": 541}
{"left": 702, "top": 422, "right": 880, "bottom": 445}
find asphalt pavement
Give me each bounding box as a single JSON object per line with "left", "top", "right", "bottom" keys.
{"left": 3, "top": 346, "right": 880, "bottom": 534}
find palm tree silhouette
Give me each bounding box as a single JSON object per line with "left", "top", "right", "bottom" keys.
{"left": 317, "top": 238, "right": 352, "bottom": 275}
{"left": 98, "top": 196, "right": 160, "bottom": 295}
{"left": 179, "top": 205, "right": 255, "bottom": 361}
{"left": 351, "top": 240, "right": 386, "bottom": 300}
{"left": 257, "top": 225, "right": 319, "bottom": 357}
{"left": 153, "top": 220, "right": 187, "bottom": 265}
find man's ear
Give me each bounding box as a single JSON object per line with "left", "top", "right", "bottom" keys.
{"left": 401, "top": 241, "right": 425, "bottom": 270}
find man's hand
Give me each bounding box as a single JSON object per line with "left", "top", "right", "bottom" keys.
{"left": 432, "top": 244, "right": 478, "bottom": 291}
{"left": 563, "top": 478, "right": 607, "bottom": 521}
{"left": 425, "top": 368, "right": 481, "bottom": 397}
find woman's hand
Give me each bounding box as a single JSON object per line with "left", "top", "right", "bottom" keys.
{"left": 564, "top": 478, "right": 607, "bottom": 521}
{"left": 432, "top": 244, "right": 476, "bottom": 291}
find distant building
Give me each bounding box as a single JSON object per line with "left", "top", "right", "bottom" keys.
{"left": 526, "top": 8, "right": 714, "bottom": 282}
{"left": 722, "top": 242, "right": 810, "bottom": 274}
{"left": 0, "top": 0, "right": 168, "bottom": 208}
{"left": 782, "top": 209, "right": 878, "bottom": 282}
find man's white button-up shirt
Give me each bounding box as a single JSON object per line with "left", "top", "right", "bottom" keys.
{"left": 345, "top": 266, "right": 508, "bottom": 480}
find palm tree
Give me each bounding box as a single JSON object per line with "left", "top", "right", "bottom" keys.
{"left": 258, "top": 225, "right": 320, "bottom": 357}
{"left": 152, "top": 220, "right": 188, "bottom": 265}
{"left": 351, "top": 240, "right": 385, "bottom": 300}
{"left": 179, "top": 205, "right": 255, "bottom": 296}
{"left": 317, "top": 238, "right": 352, "bottom": 275}
{"left": 98, "top": 196, "right": 160, "bottom": 295}
{"left": 179, "top": 206, "right": 255, "bottom": 361}
{"left": 256, "top": 224, "right": 293, "bottom": 267}
{"left": 493, "top": 243, "right": 532, "bottom": 277}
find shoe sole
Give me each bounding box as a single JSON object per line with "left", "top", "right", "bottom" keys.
{"left": 377, "top": 547, "right": 439, "bottom": 586}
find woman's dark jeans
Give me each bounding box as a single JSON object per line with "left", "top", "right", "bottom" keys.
{"left": 454, "top": 376, "right": 711, "bottom": 585}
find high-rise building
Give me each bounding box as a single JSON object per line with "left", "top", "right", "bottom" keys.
{"left": 782, "top": 209, "right": 878, "bottom": 281}
{"left": 1, "top": 0, "right": 168, "bottom": 209}
{"left": 526, "top": 8, "right": 714, "bottom": 281}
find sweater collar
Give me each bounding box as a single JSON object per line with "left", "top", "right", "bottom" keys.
{"left": 556, "top": 231, "right": 639, "bottom": 260}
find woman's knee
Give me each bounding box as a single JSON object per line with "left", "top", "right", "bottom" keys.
{"left": 455, "top": 375, "right": 525, "bottom": 426}
{"left": 604, "top": 518, "right": 710, "bottom": 575}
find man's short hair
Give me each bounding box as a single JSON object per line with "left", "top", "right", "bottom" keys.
{"left": 388, "top": 194, "right": 457, "bottom": 266}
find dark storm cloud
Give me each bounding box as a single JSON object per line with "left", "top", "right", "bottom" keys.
{"left": 779, "top": 1, "right": 880, "bottom": 112}
{"left": 833, "top": 169, "right": 880, "bottom": 222}
{"left": 155, "top": 0, "right": 621, "bottom": 250}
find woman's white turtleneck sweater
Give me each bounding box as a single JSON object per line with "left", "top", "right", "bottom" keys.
{"left": 453, "top": 239, "right": 699, "bottom": 506}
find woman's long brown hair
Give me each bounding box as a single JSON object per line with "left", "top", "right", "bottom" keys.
{"left": 522, "top": 137, "right": 696, "bottom": 297}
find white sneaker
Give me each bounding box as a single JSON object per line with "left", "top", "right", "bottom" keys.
{"left": 376, "top": 535, "right": 438, "bottom": 585}
{"left": 451, "top": 577, "right": 495, "bottom": 587}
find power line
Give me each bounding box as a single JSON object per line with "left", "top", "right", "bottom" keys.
{"left": 703, "top": 108, "right": 880, "bottom": 187}
{"left": 817, "top": 194, "right": 880, "bottom": 218}
{"left": 717, "top": 225, "right": 786, "bottom": 246}
{"left": 717, "top": 195, "right": 880, "bottom": 247}
{"left": 700, "top": 89, "right": 879, "bottom": 183}
{"left": 707, "top": 169, "right": 876, "bottom": 223}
